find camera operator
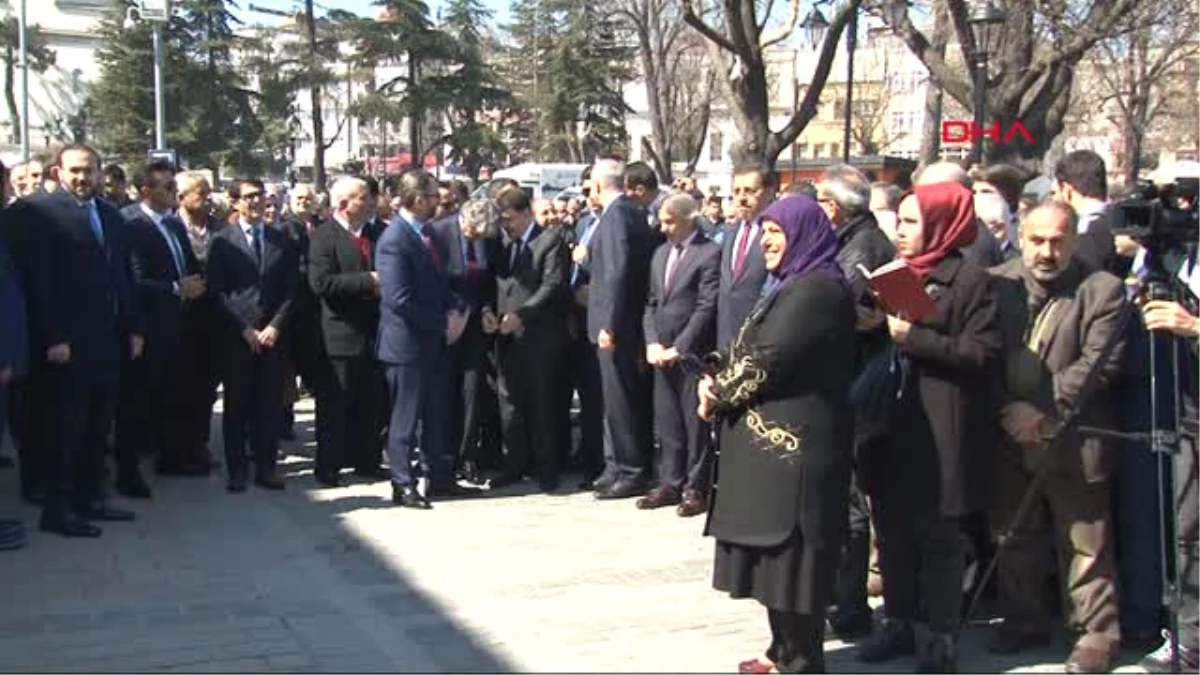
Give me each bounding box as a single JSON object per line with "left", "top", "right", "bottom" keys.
{"left": 1135, "top": 266, "right": 1200, "bottom": 673}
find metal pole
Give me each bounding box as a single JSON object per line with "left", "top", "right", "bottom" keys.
{"left": 971, "top": 56, "right": 986, "bottom": 166}
{"left": 152, "top": 23, "right": 166, "bottom": 150}
{"left": 18, "top": 0, "right": 29, "bottom": 162}
{"left": 842, "top": 7, "right": 857, "bottom": 164}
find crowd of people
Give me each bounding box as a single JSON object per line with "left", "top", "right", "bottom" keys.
{"left": 0, "top": 144, "right": 1197, "bottom": 675}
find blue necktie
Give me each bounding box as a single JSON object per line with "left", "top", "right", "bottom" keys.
{"left": 86, "top": 201, "right": 104, "bottom": 247}
{"left": 158, "top": 221, "right": 185, "bottom": 277}
{"left": 571, "top": 220, "right": 598, "bottom": 286}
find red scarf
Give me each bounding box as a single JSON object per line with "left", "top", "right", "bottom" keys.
{"left": 901, "top": 181, "right": 978, "bottom": 279}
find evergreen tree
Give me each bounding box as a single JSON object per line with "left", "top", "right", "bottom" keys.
{"left": 0, "top": 18, "right": 55, "bottom": 145}
{"left": 88, "top": 0, "right": 162, "bottom": 163}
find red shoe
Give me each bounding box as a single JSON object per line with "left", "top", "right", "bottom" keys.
{"left": 738, "top": 657, "right": 775, "bottom": 674}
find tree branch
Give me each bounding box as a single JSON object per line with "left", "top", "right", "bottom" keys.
{"left": 681, "top": 0, "right": 738, "bottom": 53}
{"left": 761, "top": 0, "right": 801, "bottom": 49}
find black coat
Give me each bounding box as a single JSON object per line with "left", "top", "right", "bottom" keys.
{"left": 642, "top": 233, "right": 720, "bottom": 356}
{"left": 585, "top": 195, "right": 656, "bottom": 343}
{"left": 717, "top": 218, "right": 769, "bottom": 349}
{"left": 869, "top": 253, "right": 1003, "bottom": 517}
{"left": 307, "top": 220, "right": 379, "bottom": 358}
{"left": 121, "top": 205, "right": 200, "bottom": 345}
{"left": 495, "top": 224, "right": 570, "bottom": 347}
{"left": 705, "top": 272, "right": 856, "bottom": 550}
{"left": 205, "top": 222, "right": 300, "bottom": 338}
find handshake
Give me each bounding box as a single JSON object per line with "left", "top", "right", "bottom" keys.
{"left": 480, "top": 307, "right": 523, "bottom": 336}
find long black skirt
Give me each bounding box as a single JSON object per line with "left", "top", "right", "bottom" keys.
{"left": 712, "top": 527, "right": 834, "bottom": 615}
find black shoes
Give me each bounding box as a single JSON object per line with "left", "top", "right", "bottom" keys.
{"left": 77, "top": 502, "right": 136, "bottom": 522}
{"left": 857, "top": 619, "right": 916, "bottom": 663}
{"left": 392, "top": 484, "right": 431, "bottom": 510}
{"left": 828, "top": 610, "right": 874, "bottom": 640}
{"left": 315, "top": 469, "right": 343, "bottom": 488}
{"left": 115, "top": 471, "right": 153, "bottom": 499}
{"left": 915, "top": 632, "right": 957, "bottom": 673}
{"left": 595, "top": 477, "right": 647, "bottom": 500}
{"left": 353, "top": 466, "right": 390, "bottom": 482}
{"left": 39, "top": 510, "right": 102, "bottom": 538}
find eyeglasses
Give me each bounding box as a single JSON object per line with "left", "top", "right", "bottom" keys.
{"left": 241, "top": 192, "right": 264, "bottom": 201}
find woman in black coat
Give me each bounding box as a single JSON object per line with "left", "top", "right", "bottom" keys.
{"left": 856, "top": 181, "right": 1002, "bottom": 672}
{"left": 698, "top": 195, "right": 856, "bottom": 674}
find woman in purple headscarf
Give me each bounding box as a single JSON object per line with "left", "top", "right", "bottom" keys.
{"left": 698, "top": 195, "right": 856, "bottom": 673}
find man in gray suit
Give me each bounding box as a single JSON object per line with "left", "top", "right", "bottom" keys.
{"left": 989, "top": 200, "right": 1128, "bottom": 674}
{"left": 716, "top": 163, "right": 774, "bottom": 349}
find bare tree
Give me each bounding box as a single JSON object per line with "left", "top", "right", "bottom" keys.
{"left": 682, "top": 0, "right": 861, "bottom": 165}
{"left": 876, "top": 0, "right": 1144, "bottom": 170}
{"left": 1082, "top": 0, "right": 1199, "bottom": 184}
{"left": 614, "top": 0, "right": 717, "bottom": 182}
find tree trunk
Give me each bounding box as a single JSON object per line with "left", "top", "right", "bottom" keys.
{"left": 305, "top": 0, "right": 325, "bottom": 190}
{"left": 408, "top": 54, "right": 421, "bottom": 170}
{"left": 4, "top": 47, "right": 18, "bottom": 146}
{"left": 919, "top": 82, "right": 943, "bottom": 166}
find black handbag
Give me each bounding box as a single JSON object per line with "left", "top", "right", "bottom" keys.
{"left": 849, "top": 342, "right": 904, "bottom": 439}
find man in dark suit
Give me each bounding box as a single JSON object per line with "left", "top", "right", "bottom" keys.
{"left": 206, "top": 178, "right": 299, "bottom": 493}
{"left": 376, "top": 169, "right": 471, "bottom": 509}
{"left": 1053, "top": 150, "right": 1129, "bottom": 278}
{"left": 586, "top": 159, "right": 657, "bottom": 499}
{"left": 23, "top": 144, "right": 144, "bottom": 537}
{"left": 718, "top": 162, "right": 774, "bottom": 349}
{"left": 639, "top": 193, "right": 719, "bottom": 515}
{"left": 431, "top": 183, "right": 497, "bottom": 485}
{"left": 308, "top": 177, "right": 385, "bottom": 487}
{"left": 484, "top": 187, "right": 570, "bottom": 492}
{"left": 114, "top": 160, "right": 207, "bottom": 498}
{"left": 566, "top": 172, "right": 605, "bottom": 488}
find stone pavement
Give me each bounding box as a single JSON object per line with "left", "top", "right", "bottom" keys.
{"left": 0, "top": 399, "right": 1153, "bottom": 673}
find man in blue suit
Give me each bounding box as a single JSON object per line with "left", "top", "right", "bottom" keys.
{"left": 376, "top": 169, "right": 470, "bottom": 509}
{"left": 23, "top": 145, "right": 144, "bottom": 537}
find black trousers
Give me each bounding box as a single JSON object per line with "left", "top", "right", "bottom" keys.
{"left": 8, "top": 366, "right": 50, "bottom": 496}
{"left": 597, "top": 340, "right": 649, "bottom": 481}
{"left": 115, "top": 327, "right": 183, "bottom": 473}
{"left": 447, "top": 321, "right": 491, "bottom": 470}
{"left": 221, "top": 340, "right": 285, "bottom": 476}
{"left": 652, "top": 362, "right": 711, "bottom": 492}
{"left": 321, "top": 354, "right": 383, "bottom": 474}
{"left": 564, "top": 333, "right": 603, "bottom": 477}
{"left": 179, "top": 301, "right": 219, "bottom": 455}
{"left": 1175, "top": 432, "right": 1199, "bottom": 651}
{"left": 44, "top": 365, "right": 119, "bottom": 513}
{"left": 497, "top": 335, "right": 564, "bottom": 481}
{"left": 834, "top": 476, "right": 873, "bottom": 619}
{"left": 877, "top": 504, "right": 963, "bottom": 634}
{"left": 286, "top": 323, "right": 334, "bottom": 457}
{"left": 765, "top": 610, "right": 825, "bottom": 673}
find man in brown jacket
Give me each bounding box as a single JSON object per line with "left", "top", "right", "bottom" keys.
{"left": 988, "top": 200, "right": 1128, "bottom": 673}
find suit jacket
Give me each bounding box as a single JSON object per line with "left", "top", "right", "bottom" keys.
{"left": 0, "top": 229, "right": 28, "bottom": 378}
{"left": 495, "top": 224, "right": 569, "bottom": 346}
{"left": 991, "top": 257, "right": 1128, "bottom": 483}
{"left": 205, "top": 221, "right": 299, "bottom": 338}
{"left": 308, "top": 219, "right": 380, "bottom": 358}
{"left": 431, "top": 211, "right": 496, "bottom": 312}
{"left": 585, "top": 195, "right": 656, "bottom": 343}
{"left": 121, "top": 203, "right": 200, "bottom": 343}
{"left": 717, "top": 217, "right": 769, "bottom": 349}
{"left": 375, "top": 215, "right": 451, "bottom": 366}
{"left": 1073, "top": 206, "right": 1129, "bottom": 278}
{"left": 23, "top": 189, "right": 142, "bottom": 381}
{"left": 642, "top": 232, "right": 720, "bottom": 356}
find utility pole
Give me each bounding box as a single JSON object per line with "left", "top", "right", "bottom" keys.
{"left": 18, "top": 0, "right": 29, "bottom": 161}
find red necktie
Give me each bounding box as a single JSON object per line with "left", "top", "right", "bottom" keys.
{"left": 355, "top": 233, "right": 371, "bottom": 266}
{"left": 421, "top": 225, "right": 443, "bottom": 271}
{"left": 733, "top": 222, "right": 753, "bottom": 281}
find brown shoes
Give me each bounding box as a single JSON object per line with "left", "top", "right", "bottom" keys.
{"left": 636, "top": 486, "right": 681, "bottom": 510}
{"left": 677, "top": 489, "right": 707, "bottom": 517}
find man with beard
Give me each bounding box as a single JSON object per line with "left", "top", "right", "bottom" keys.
{"left": 24, "top": 145, "right": 144, "bottom": 536}
{"left": 988, "top": 201, "right": 1127, "bottom": 673}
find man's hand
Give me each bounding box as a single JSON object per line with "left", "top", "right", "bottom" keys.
{"left": 597, "top": 329, "right": 615, "bottom": 352}
{"left": 1143, "top": 300, "right": 1200, "bottom": 338}
{"left": 646, "top": 342, "right": 664, "bottom": 366}
{"left": 887, "top": 315, "right": 912, "bottom": 344}
{"left": 257, "top": 326, "right": 280, "bottom": 349}
{"left": 1001, "top": 402, "right": 1050, "bottom": 449}
{"left": 46, "top": 343, "right": 71, "bottom": 364}
{"left": 179, "top": 274, "right": 206, "bottom": 300}
{"left": 499, "top": 313, "right": 523, "bottom": 335}
{"left": 0, "top": 366, "right": 12, "bottom": 387}
{"left": 697, "top": 374, "right": 719, "bottom": 421}
{"left": 242, "top": 327, "right": 262, "bottom": 354}
{"left": 130, "top": 334, "right": 145, "bottom": 360}
{"left": 481, "top": 308, "right": 499, "bottom": 334}
{"left": 1114, "top": 234, "right": 1142, "bottom": 259}
{"left": 571, "top": 245, "right": 588, "bottom": 265}
{"left": 659, "top": 346, "right": 680, "bottom": 365}
{"left": 856, "top": 305, "right": 886, "bottom": 331}
{"left": 369, "top": 271, "right": 380, "bottom": 294}
{"left": 446, "top": 309, "right": 469, "bottom": 345}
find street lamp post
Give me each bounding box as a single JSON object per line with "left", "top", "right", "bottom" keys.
{"left": 18, "top": 0, "right": 29, "bottom": 161}
{"left": 800, "top": 6, "right": 828, "bottom": 173}
{"left": 125, "top": 0, "right": 172, "bottom": 152}
{"left": 801, "top": 2, "right": 857, "bottom": 164}
{"left": 968, "top": 0, "right": 1005, "bottom": 167}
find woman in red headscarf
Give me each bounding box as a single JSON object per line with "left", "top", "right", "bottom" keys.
{"left": 856, "top": 181, "right": 1003, "bottom": 673}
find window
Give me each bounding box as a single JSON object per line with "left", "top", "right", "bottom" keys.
{"left": 796, "top": 143, "right": 808, "bottom": 159}
{"left": 831, "top": 143, "right": 841, "bottom": 159}
{"left": 814, "top": 143, "right": 827, "bottom": 158}
{"left": 709, "top": 131, "right": 723, "bottom": 162}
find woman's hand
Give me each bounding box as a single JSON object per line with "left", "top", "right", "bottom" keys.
{"left": 697, "top": 374, "right": 719, "bottom": 421}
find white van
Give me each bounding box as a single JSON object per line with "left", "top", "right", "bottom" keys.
{"left": 472, "top": 163, "right": 588, "bottom": 201}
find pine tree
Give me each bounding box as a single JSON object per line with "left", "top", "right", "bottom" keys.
{"left": 88, "top": 0, "right": 161, "bottom": 163}
{"left": 0, "top": 18, "right": 55, "bottom": 145}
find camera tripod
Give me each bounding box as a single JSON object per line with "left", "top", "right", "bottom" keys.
{"left": 965, "top": 273, "right": 1192, "bottom": 674}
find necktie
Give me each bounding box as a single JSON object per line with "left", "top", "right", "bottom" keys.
{"left": 354, "top": 231, "right": 371, "bottom": 265}
{"left": 250, "top": 226, "right": 262, "bottom": 263}
{"left": 160, "top": 222, "right": 185, "bottom": 278}
{"left": 86, "top": 201, "right": 104, "bottom": 247}
{"left": 466, "top": 238, "right": 478, "bottom": 265}
{"left": 510, "top": 238, "right": 523, "bottom": 269}
{"left": 665, "top": 243, "right": 685, "bottom": 292}
{"left": 570, "top": 220, "right": 598, "bottom": 286}
{"left": 733, "top": 221, "right": 753, "bottom": 281}
{"left": 421, "top": 224, "right": 443, "bottom": 271}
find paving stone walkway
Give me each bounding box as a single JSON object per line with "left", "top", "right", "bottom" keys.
{"left": 0, "top": 399, "right": 1153, "bottom": 672}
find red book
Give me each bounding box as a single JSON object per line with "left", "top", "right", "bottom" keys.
{"left": 857, "top": 260, "right": 937, "bottom": 322}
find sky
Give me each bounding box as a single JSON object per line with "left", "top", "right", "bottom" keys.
{"left": 236, "top": 0, "right": 513, "bottom": 27}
